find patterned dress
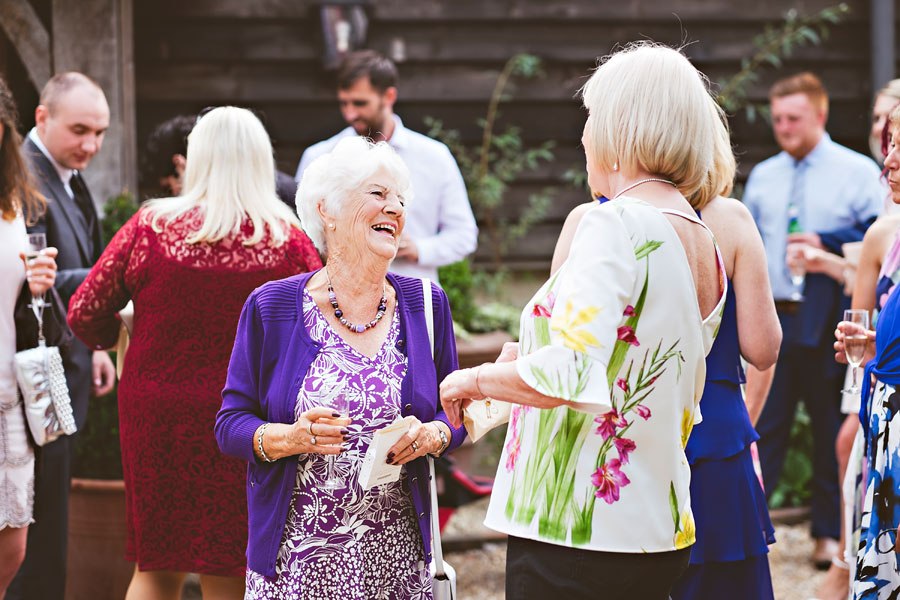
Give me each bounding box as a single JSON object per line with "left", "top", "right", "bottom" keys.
{"left": 67, "top": 207, "right": 322, "bottom": 575}
{"left": 245, "top": 290, "right": 431, "bottom": 600}
{"left": 485, "top": 198, "right": 725, "bottom": 556}
{"left": 851, "top": 227, "right": 900, "bottom": 599}
{"left": 0, "top": 215, "right": 33, "bottom": 530}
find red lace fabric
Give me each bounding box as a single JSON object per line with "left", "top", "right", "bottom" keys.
{"left": 68, "top": 207, "right": 322, "bottom": 575}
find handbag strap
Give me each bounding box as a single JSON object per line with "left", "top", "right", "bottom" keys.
{"left": 422, "top": 278, "right": 447, "bottom": 577}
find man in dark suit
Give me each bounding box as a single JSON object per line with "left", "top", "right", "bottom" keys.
{"left": 9, "top": 72, "right": 116, "bottom": 600}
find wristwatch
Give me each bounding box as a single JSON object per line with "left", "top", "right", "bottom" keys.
{"left": 430, "top": 424, "right": 449, "bottom": 457}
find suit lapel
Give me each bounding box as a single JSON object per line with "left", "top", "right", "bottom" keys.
{"left": 23, "top": 138, "right": 93, "bottom": 264}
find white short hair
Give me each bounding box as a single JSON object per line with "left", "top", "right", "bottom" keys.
{"left": 581, "top": 42, "right": 717, "bottom": 199}
{"left": 296, "top": 137, "right": 413, "bottom": 254}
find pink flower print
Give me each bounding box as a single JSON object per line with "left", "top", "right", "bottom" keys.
{"left": 614, "top": 437, "right": 636, "bottom": 464}
{"left": 505, "top": 436, "right": 521, "bottom": 473}
{"left": 590, "top": 458, "right": 631, "bottom": 504}
{"left": 617, "top": 325, "right": 640, "bottom": 347}
{"left": 532, "top": 303, "right": 551, "bottom": 318}
{"left": 594, "top": 409, "right": 627, "bottom": 440}
{"left": 623, "top": 305, "right": 635, "bottom": 317}
{"left": 634, "top": 404, "right": 652, "bottom": 420}
{"left": 546, "top": 291, "right": 556, "bottom": 309}
{"left": 505, "top": 406, "right": 523, "bottom": 472}
{"left": 616, "top": 378, "right": 629, "bottom": 393}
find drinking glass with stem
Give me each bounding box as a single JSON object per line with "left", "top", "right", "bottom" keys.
{"left": 320, "top": 389, "right": 350, "bottom": 490}
{"left": 842, "top": 308, "right": 871, "bottom": 397}
{"left": 25, "top": 232, "right": 47, "bottom": 307}
{"left": 786, "top": 243, "right": 807, "bottom": 301}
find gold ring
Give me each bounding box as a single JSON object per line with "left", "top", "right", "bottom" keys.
{"left": 307, "top": 422, "right": 314, "bottom": 435}
{"left": 411, "top": 440, "right": 419, "bottom": 452}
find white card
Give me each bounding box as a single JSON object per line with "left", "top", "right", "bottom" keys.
{"left": 358, "top": 415, "right": 416, "bottom": 490}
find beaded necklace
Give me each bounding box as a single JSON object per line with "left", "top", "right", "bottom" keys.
{"left": 324, "top": 268, "right": 388, "bottom": 333}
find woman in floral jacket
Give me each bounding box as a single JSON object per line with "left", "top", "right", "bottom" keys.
{"left": 441, "top": 42, "right": 727, "bottom": 599}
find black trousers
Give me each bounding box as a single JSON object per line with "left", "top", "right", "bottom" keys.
{"left": 506, "top": 535, "right": 691, "bottom": 600}
{"left": 7, "top": 434, "right": 73, "bottom": 600}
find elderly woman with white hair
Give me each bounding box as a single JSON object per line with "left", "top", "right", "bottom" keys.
{"left": 68, "top": 106, "right": 322, "bottom": 599}
{"left": 216, "top": 136, "right": 464, "bottom": 599}
{"left": 440, "top": 42, "right": 728, "bottom": 599}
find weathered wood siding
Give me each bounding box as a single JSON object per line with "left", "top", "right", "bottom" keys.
{"left": 134, "top": 0, "right": 879, "bottom": 270}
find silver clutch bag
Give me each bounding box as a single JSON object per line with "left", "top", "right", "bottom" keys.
{"left": 14, "top": 340, "right": 77, "bottom": 446}
{"left": 14, "top": 294, "right": 77, "bottom": 446}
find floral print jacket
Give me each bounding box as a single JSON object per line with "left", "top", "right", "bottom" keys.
{"left": 484, "top": 198, "right": 726, "bottom": 553}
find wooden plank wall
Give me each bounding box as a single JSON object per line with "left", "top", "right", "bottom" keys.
{"left": 133, "top": 0, "right": 878, "bottom": 271}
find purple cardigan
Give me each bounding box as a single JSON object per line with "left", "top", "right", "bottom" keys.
{"left": 215, "top": 270, "right": 464, "bottom": 578}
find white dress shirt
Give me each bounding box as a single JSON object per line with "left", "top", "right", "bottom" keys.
{"left": 295, "top": 115, "right": 478, "bottom": 282}
{"left": 27, "top": 129, "right": 75, "bottom": 199}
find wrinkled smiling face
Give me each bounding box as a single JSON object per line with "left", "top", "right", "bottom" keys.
{"left": 337, "top": 77, "right": 392, "bottom": 138}
{"left": 328, "top": 167, "right": 406, "bottom": 261}
{"left": 36, "top": 85, "right": 110, "bottom": 171}
{"left": 770, "top": 92, "right": 824, "bottom": 160}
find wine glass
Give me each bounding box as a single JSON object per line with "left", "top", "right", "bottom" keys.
{"left": 841, "top": 308, "right": 871, "bottom": 397}
{"left": 321, "top": 389, "right": 350, "bottom": 490}
{"left": 786, "top": 243, "right": 806, "bottom": 301}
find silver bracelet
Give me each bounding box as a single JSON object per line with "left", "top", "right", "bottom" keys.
{"left": 429, "top": 423, "right": 450, "bottom": 457}
{"left": 257, "top": 423, "right": 275, "bottom": 463}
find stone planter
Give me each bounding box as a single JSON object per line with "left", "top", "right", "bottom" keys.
{"left": 66, "top": 478, "right": 133, "bottom": 600}
{"left": 452, "top": 330, "right": 514, "bottom": 478}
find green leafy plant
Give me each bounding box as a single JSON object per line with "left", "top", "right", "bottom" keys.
{"left": 716, "top": 3, "right": 850, "bottom": 121}
{"left": 432, "top": 54, "right": 557, "bottom": 335}
{"left": 73, "top": 193, "right": 140, "bottom": 480}
{"left": 769, "top": 404, "right": 814, "bottom": 509}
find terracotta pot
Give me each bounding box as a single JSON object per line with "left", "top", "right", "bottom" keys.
{"left": 455, "top": 330, "right": 514, "bottom": 369}
{"left": 66, "top": 478, "right": 133, "bottom": 600}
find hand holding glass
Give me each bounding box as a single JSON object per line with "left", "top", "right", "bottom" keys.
{"left": 841, "top": 309, "right": 870, "bottom": 396}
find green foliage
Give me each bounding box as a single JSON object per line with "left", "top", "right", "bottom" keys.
{"left": 100, "top": 191, "right": 139, "bottom": 244}
{"left": 73, "top": 377, "right": 123, "bottom": 480}
{"left": 73, "top": 193, "right": 140, "bottom": 480}
{"left": 716, "top": 3, "right": 850, "bottom": 120}
{"left": 431, "top": 54, "right": 558, "bottom": 337}
{"left": 425, "top": 53, "right": 556, "bottom": 269}
{"left": 769, "top": 404, "right": 814, "bottom": 509}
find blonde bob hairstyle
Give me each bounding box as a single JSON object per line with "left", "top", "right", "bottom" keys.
{"left": 145, "top": 106, "right": 299, "bottom": 246}
{"left": 689, "top": 96, "right": 736, "bottom": 211}
{"left": 581, "top": 42, "right": 718, "bottom": 199}
{"left": 295, "top": 136, "right": 413, "bottom": 255}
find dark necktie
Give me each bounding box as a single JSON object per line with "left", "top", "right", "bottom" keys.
{"left": 70, "top": 172, "right": 97, "bottom": 257}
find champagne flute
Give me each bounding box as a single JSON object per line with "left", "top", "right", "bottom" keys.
{"left": 25, "top": 232, "right": 46, "bottom": 261}
{"left": 841, "top": 308, "right": 871, "bottom": 397}
{"left": 25, "top": 233, "right": 47, "bottom": 308}
{"left": 321, "top": 389, "right": 349, "bottom": 490}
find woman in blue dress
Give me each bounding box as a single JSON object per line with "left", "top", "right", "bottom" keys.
{"left": 669, "top": 113, "right": 782, "bottom": 599}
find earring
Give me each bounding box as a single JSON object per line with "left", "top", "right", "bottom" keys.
{"left": 612, "top": 160, "right": 619, "bottom": 172}
{"left": 327, "top": 222, "right": 335, "bottom": 230}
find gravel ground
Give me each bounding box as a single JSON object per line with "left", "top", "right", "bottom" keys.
{"left": 444, "top": 498, "right": 828, "bottom": 600}
{"left": 183, "top": 498, "right": 828, "bottom": 599}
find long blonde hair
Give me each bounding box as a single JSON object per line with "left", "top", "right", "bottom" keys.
{"left": 145, "top": 106, "right": 299, "bottom": 246}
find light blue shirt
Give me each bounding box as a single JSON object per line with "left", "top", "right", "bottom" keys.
{"left": 295, "top": 115, "right": 478, "bottom": 282}
{"left": 743, "top": 134, "right": 886, "bottom": 300}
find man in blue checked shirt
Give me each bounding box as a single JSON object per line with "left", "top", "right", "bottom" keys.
{"left": 743, "top": 72, "right": 885, "bottom": 569}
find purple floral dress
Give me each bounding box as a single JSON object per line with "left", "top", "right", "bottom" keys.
{"left": 245, "top": 290, "right": 432, "bottom": 600}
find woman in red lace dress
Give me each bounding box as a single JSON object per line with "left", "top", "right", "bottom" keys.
{"left": 67, "top": 107, "right": 322, "bottom": 599}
